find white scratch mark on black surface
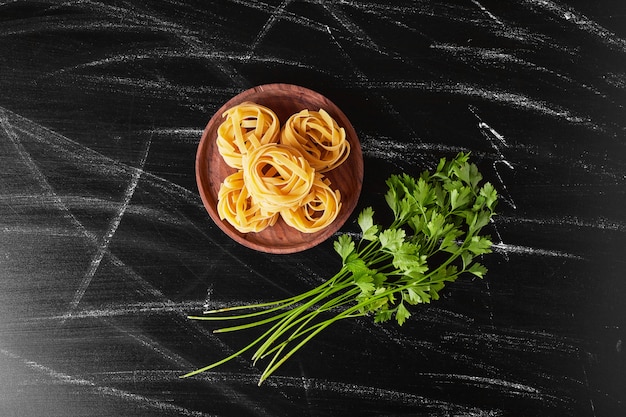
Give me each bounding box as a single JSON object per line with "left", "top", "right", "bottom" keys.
{"left": 0, "top": 108, "right": 87, "bottom": 234}
{"left": 62, "top": 134, "right": 152, "bottom": 321}
{"left": 48, "top": 49, "right": 323, "bottom": 81}
{"left": 492, "top": 161, "right": 516, "bottom": 210}
{"left": 470, "top": 0, "right": 504, "bottom": 26}
{"left": 579, "top": 351, "right": 598, "bottom": 417}
{"left": 247, "top": 0, "right": 292, "bottom": 59}
{"left": 361, "top": 81, "right": 596, "bottom": 128}
{"left": 39, "top": 0, "right": 251, "bottom": 93}
{"left": 497, "top": 214, "right": 626, "bottom": 232}
{"left": 0, "top": 348, "right": 216, "bottom": 417}
{"left": 523, "top": 0, "right": 626, "bottom": 53}
{"left": 100, "top": 316, "right": 279, "bottom": 417}
{"left": 298, "top": 361, "right": 314, "bottom": 417}
{"left": 360, "top": 133, "right": 467, "bottom": 160}
{"left": 103, "top": 315, "right": 196, "bottom": 368}
{"left": 0, "top": 108, "right": 193, "bottom": 305}
{"left": 324, "top": 25, "right": 428, "bottom": 167}
{"left": 430, "top": 43, "right": 605, "bottom": 97}
{"left": 73, "top": 368, "right": 506, "bottom": 415}
{"left": 321, "top": 0, "right": 387, "bottom": 54}
{"left": 0, "top": 194, "right": 188, "bottom": 228}
{"left": 23, "top": 301, "right": 205, "bottom": 321}
{"left": 226, "top": 0, "right": 329, "bottom": 33}
{"left": 340, "top": 0, "right": 436, "bottom": 43}
{"left": 2, "top": 106, "right": 198, "bottom": 203}
{"left": 470, "top": 105, "right": 517, "bottom": 210}
{"left": 425, "top": 372, "right": 541, "bottom": 395}
{"left": 490, "top": 220, "right": 509, "bottom": 262}
{"left": 185, "top": 368, "right": 558, "bottom": 415}
{"left": 492, "top": 242, "right": 582, "bottom": 260}
{"left": 0, "top": 106, "right": 284, "bottom": 413}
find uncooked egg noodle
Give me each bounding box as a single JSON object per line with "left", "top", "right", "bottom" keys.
{"left": 216, "top": 101, "right": 280, "bottom": 169}
{"left": 217, "top": 170, "right": 279, "bottom": 233}
{"left": 243, "top": 144, "right": 314, "bottom": 214}
{"left": 280, "top": 173, "right": 341, "bottom": 233}
{"left": 280, "top": 109, "right": 350, "bottom": 173}
{"left": 215, "top": 102, "right": 350, "bottom": 234}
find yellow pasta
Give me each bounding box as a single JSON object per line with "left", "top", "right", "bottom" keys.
{"left": 215, "top": 103, "right": 349, "bottom": 235}
{"left": 242, "top": 143, "right": 315, "bottom": 214}
{"left": 280, "top": 173, "right": 341, "bottom": 233}
{"left": 280, "top": 108, "right": 350, "bottom": 173}
{"left": 216, "top": 102, "right": 280, "bottom": 169}
{"left": 217, "top": 170, "right": 278, "bottom": 233}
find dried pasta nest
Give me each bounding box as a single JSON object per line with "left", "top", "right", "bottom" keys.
{"left": 216, "top": 101, "right": 280, "bottom": 169}
{"left": 243, "top": 143, "right": 315, "bottom": 214}
{"left": 280, "top": 109, "right": 350, "bottom": 173}
{"left": 280, "top": 173, "right": 341, "bottom": 233}
{"left": 217, "top": 171, "right": 279, "bottom": 233}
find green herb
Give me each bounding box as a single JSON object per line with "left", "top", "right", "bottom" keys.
{"left": 183, "top": 152, "right": 498, "bottom": 385}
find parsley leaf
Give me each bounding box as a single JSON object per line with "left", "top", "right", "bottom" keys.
{"left": 395, "top": 302, "right": 411, "bottom": 326}
{"left": 334, "top": 234, "right": 355, "bottom": 263}
{"left": 358, "top": 207, "right": 379, "bottom": 241}
{"left": 379, "top": 228, "right": 406, "bottom": 253}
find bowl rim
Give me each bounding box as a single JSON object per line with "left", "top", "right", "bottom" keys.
{"left": 195, "top": 83, "right": 363, "bottom": 254}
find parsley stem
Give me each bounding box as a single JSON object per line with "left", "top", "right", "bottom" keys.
{"left": 190, "top": 301, "right": 299, "bottom": 322}
{"left": 253, "top": 285, "right": 341, "bottom": 358}
{"left": 179, "top": 319, "right": 280, "bottom": 379}
{"left": 256, "top": 286, "right": 361, "bottom": 379}
{"left": 256, "top": 286, "right": 361, "bottom": 360}
{"left": 193, "top": 270, "right": 350, "bottom": 321}
{"left": 211, "top": 309, "right": 293, "bottom": 333}
{"left": 251, "top": 275, "right": 353, "bottom": 361}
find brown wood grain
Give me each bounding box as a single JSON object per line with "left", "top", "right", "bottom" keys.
{"left": 195, "top": 83, "right": 364, "bottom": 253}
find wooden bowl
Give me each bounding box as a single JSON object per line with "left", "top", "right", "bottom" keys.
{"left": 196, "top": 84, "right": 364, "bottom": 254}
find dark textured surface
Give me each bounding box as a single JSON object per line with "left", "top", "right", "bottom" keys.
{"left": 1, "top": 1, "right": 625, "bottom": 416}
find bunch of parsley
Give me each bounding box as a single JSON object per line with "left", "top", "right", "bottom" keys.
{"left": 184, "top": 152, "right": 498, "bottom": 385}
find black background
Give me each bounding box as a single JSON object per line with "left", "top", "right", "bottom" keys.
{"left": 1, "top": 1, "right": 625, "bottom": 416}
